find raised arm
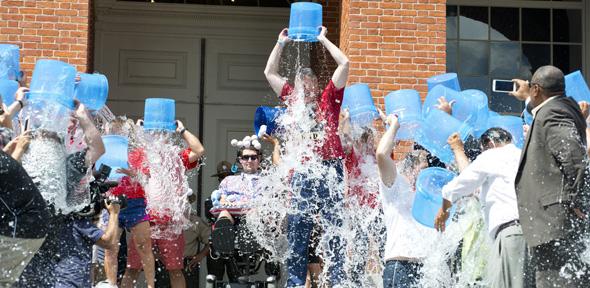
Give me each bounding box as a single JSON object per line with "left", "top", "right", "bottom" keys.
{"left": 264, "top": 28, "right": 289, "bottom": 96}
{"left": 261, "top": 134, "right": 281, "bottom": 165}
{"left": 435, "top": 155, "right": 488, "bottom": 232}
{"left": 448, "top": 133, "right": 470, "bottom": 172}
{"left": 176, "top": 120, "right": 205, "bottom": 164}
{"left": 3, "top": 134, "right": 31, "bottom": 162}
{"left": 95, "top": 198, "right": 120, "bottom": 250}
{"left": 376, "top": 111, "right": 400, "bottom": 187}
{"left": 317, "top": 26, "right": 349, "bottom": 89}
{"left": 0, "top": 87, "right": 27, "bottom": 130}
{"left": 74, "top": 102, "right": 105, "bottom": 167}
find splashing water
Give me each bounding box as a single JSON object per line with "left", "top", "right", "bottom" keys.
{"left": 21, "top": 135, "right": 68, "bottom": 213}
{"left": 240, "top": 43, "right": 380, "bottom": 287}
{"left": 418, "top": 197, "right": 491, "bottom": 288}
{"left": 134, "top": 130, "right": 196, "bottom": 239}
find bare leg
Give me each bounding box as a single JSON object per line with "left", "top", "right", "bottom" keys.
{"left": 104, "top": 227, "right": 123, "bottom": 285}
{"left": 308, "top": 263, "right": 322, "bottom": 288}
{"left": 169, "top": 269, "right": 186, "bottom": 288}
{"left": 131, "top": 221, "right": 156, "bottom": 288}
{"left": 120, "top": 268, "right": 141, "bottom": 288}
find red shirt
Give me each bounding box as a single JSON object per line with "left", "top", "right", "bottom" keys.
{"left": 280, "top": 80, "right": 345, "bottom": 160}
{"left": 109, "top": 148, "right": 198, "bottom": 200}
{"left": 344, "top": 148, "right": 378, "bottom": 209}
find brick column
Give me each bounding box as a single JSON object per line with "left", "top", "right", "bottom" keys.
{"left": 340, "top": 0, "right": 447, "bottom": 103}
{"left": 0, "top": 0, "right": 91, "bottom": 83}
{"left": 339, "top": 0, "right": 447, "bottom": 157}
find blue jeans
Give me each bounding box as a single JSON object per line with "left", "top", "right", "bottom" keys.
{"left": 382, "top": 260, "right": 422, "bottom": 288}
{"left": 286, "top": 160, "right": 344, "bottom": 287}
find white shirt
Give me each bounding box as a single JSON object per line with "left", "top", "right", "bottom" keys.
{"left": 441, "top": 144, "right": 521, "bottom": 238}
{"left": 380, "top": 171, "right": 437, "bottom": 261}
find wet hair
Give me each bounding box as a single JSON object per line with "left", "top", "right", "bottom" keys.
{"left": 295, "top": 67, "right": 318, "bottom": 83}
{"left": 480, "top": 127, "right": 512, "bottom": 149}
{"left": 531, "top": 65, "right": 565, "bottom": 93}
{"left": 400, "top": 150, "right": 428, "bottom": 173}
{"left": 413, "top": 143, "right": 446, "bottom": 168}
{"left": 359, "top": 127, "right": 375, "bottom": 143}
{"left": 463, "top": 135, "right": 482, "bottom": 161}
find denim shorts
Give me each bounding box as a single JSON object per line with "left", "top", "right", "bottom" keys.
{"left": 118, "top": 198, "right": 149, "bottom": 230}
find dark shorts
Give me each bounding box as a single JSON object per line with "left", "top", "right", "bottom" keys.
{"left": 118, "top": 198, "right": 148, "bottom": 230}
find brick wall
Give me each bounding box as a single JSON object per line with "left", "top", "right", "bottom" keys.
{"left": 340, "top": 0, "right": 446, "bottom": 102}
{"left": 0, "top": 0, "right": 91, "bottom": 84}
{"left": 320, "top": 0, "right": 341, "bottom": 46}
{"left": 339, "top": 0, "right": 447, "bottom": 158}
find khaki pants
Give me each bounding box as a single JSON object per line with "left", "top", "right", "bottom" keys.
{"left": 488, "top": 224, "right": 533, "bottom": 288}
{"left": 0, "top": 235, "right": 45, "bottom": 287}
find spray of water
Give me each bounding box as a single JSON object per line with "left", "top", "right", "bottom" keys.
{"left": 239, "top": 42, "right": 384, "bottom": 287}
{"left": 132, "top": 129, "right": 196, "bottom": 239}
{"left": 20, "top": 134, "right": 69, "bottom": 212}
{"left": 418, "top": 197, "right": 491, "bottom": 288}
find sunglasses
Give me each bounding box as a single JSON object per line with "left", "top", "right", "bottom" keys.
{"left": 240, "top": 155, "right": 259, "bottom": 161}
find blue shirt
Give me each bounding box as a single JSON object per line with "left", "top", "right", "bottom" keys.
{"left": 53, "top": 217, "right": 104, "bottom": 288}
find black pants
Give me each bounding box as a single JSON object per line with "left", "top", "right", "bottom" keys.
{"left": 206, "top": 255, "right": 238, "bottom": 282}
{"left": 532, "top": 236, "right": 590, "bottom": 288}
{"left": 183, "top": 258, "right": 199, "bottom": 288}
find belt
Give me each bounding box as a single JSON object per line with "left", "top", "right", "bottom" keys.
{"left": 494, "top": 219, "right": 520, "bottom": 240}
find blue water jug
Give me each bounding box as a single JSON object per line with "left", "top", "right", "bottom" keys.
{"left": 488, "top": 110, "right": 500, "bottom": 118}
{"left": 460, "top": 89, "right": 489, "bottom": 138}
{"left": 28, "top": 60, "right": 77, "bottom": 109}
{"left": 486, "top": 115, "right": 524, "bottom": 149}
{"left": 565, "top": 70, "right": 590, "bottom": 103}
{"left": 422, "top": 84, "right": 460, "bottom": 118}
{"left": 0, "top": 79, "right": 18, "bottom": 107}
{"left": 143, "top": 98, "right": 176, "bottom": 131}
{"left": 75, "top": 73, "right": 109, "bottom": 111}
{"left": 342, "top": 84, "right": 379, "bottom": 127}
{"left": 0, "top": 44, "right": 20, "bottom": 81}
{"left": 416, "top": 109, "right": 473, "bottom": 165}
{"left": 254, "top": 106, "right": 286, "bottom": 136}
{"left": 289, "top": 2, "right": 322, "bottom": 42}
{"left": 95, "top": 135, "right": 129, "bottom": 180}
{"left": 384, "top": 89, "right": 423, "bottom": 140}
{"left": 413, "top": 167, "right": 457, "bottom": 228}
{"left": 427, "top": 73, "right": 461, "bottom": 92}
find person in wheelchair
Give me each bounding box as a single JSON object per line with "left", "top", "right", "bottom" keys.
{"left": 208, "top": 136, "right": 280, "bottom": 286}
{"left": 210, "top": 136, "right": 262, "bottom": 227}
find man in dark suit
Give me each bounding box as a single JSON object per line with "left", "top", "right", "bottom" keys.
{"left": 511, "top": 65, "right": 590, "bottom": 287}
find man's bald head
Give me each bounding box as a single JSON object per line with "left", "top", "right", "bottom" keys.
{"left": 531, "top": 65, "right": 565, "bottom": 93}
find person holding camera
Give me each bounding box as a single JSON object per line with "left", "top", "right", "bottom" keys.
{"left": 52, "top": 197, "right": 121, "bottom": 288}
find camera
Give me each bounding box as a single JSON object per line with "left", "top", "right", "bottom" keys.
{"left": 76, "top": 164, "right": 127, "bottom": 217}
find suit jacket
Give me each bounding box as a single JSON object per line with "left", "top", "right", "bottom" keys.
{"left": 515, "top": 95, "right": 588, "bottom": 247}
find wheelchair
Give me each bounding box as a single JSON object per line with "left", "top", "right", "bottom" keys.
{"left": 205, "top": 214, "right": 281, "bottom": 288}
